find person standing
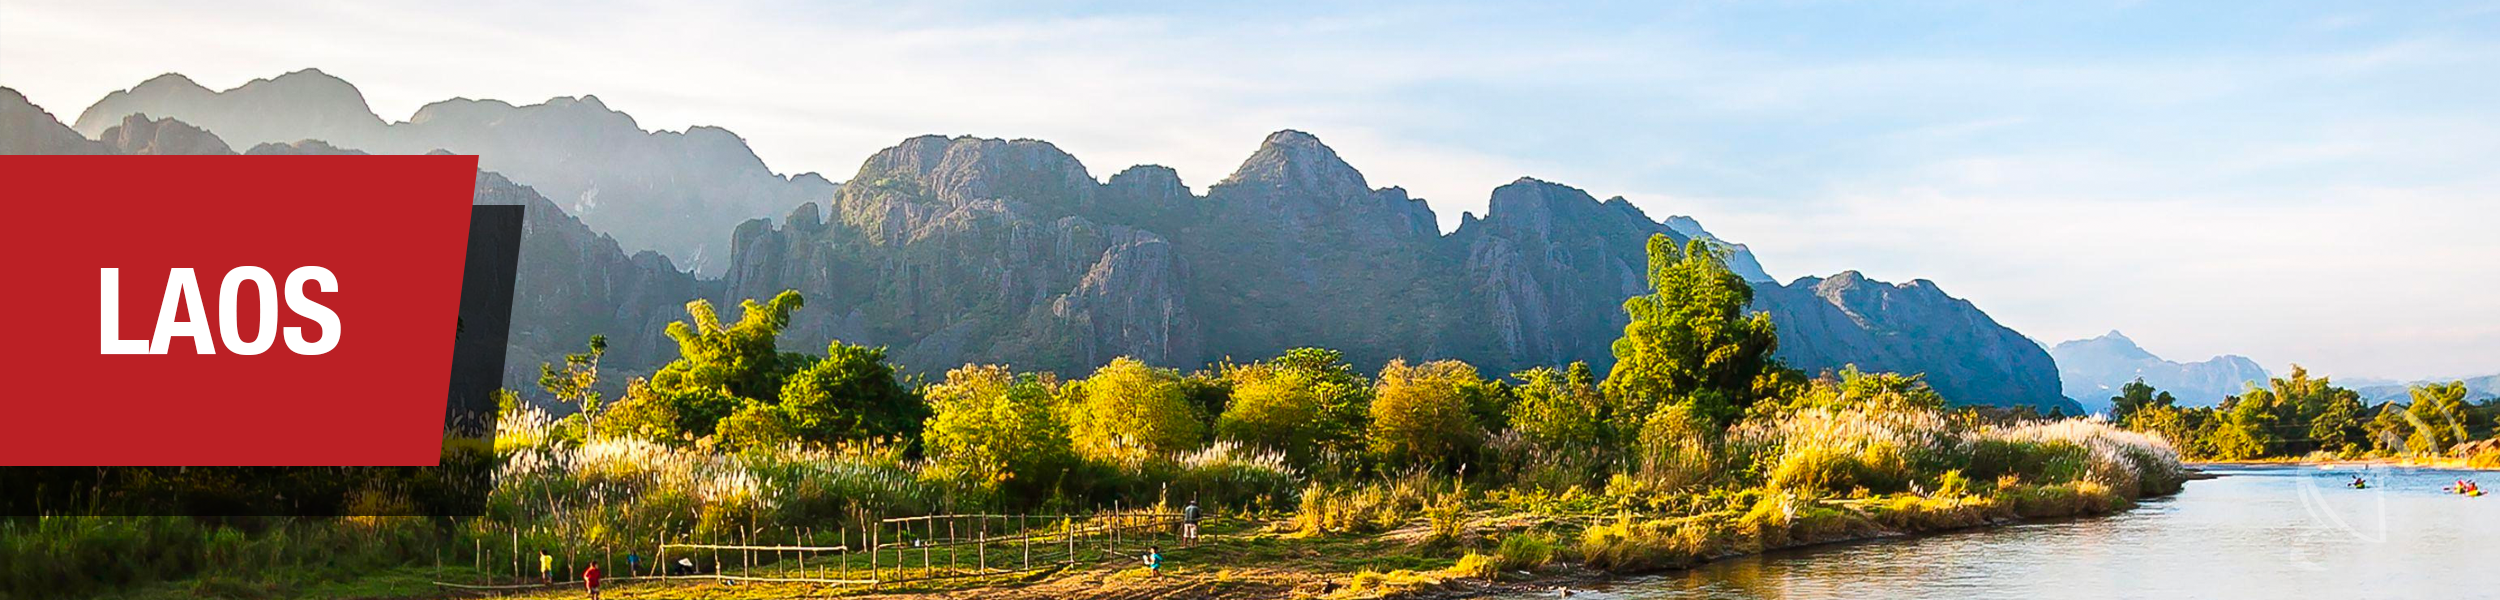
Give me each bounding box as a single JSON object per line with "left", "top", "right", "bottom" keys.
{"left": 583, "top": 562, "right": 603, "bottom": 599}
{"left": 1181, "top": 500, "right": 1202, "bottom": 545}
{"left": 539, "top": 550, "right": 554, "bottom": 585}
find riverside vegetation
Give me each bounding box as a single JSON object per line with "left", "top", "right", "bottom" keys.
{"left": 2106, "top": 372, "right": 2500, "bottom": 466}
{"left": 1, "top": 235, "right": 2188, "bottom": 600}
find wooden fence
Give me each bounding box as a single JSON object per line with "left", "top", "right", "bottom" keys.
{"left": 432, "top": 506, "right": 1193, "bottom": 593}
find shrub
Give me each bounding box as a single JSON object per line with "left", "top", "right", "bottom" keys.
{"left": 1450, "top": 552, "right": 1498, "bottom": 580}
{"left": 1493, "top": 532, "right": 1557, "bottom": 571}
{"left": 1578, "top": 514, "right": 1713, "bottom": 572}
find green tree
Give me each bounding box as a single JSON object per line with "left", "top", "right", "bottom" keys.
{"left": 2124, "top": 403, "right": 2198, "bottom": 455}
{"left": 2307, "top": 392, "right": 2367, "bottom": 456}
{"left": 538, "top": 335, "right": 608, "bottom": 440}
{"left": 1602, "top": 234, "right": 1786, "bottom": 427}
{"left": 2365, "top": 403, "right": 2411, "bottom": 455}
{"left": 1215, "top": 348, "right": 1372, "bottom": 466}
{"left": 922, "top": 365, "right": 1074, "bottom": 492}
{"left": 2256, "top": 366, "right": 2354, "bottom": 455}
{"left": 2204, "top": 394, "right": 2277, "bottom": 460}
{"left": 2406, "top": 381, "right": 2473, "bottom": 454}
{"left": 599, "top": 291, "right": 821, "bottom": 443}
{"left": 777, "top": 341, "right": 927, "bottom": 446}
{"left": 1366, "top": 359, "right": 1494, "bottom": 468}
{"left": 2109, "top": 378, "right": 2175, "bottom": 425}
{"left": 1508, "top": 362, "right": 1611, "bottom": 451}
{"left": 654, "top": 291, "right": 811, "bottom": 405}
{"left": 714, "top": 401, "right": 799, "bottom": 451}
{"left": 1067, "top": 357, "right": 1205, "bottom": 461}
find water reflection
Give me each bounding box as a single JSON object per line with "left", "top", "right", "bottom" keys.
{"left": 1516, "top": 465, "right": 2496, "bottom": 599}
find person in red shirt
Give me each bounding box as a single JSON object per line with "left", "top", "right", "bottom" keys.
{"left": 583, "top": 562, "right": 603, "bottom": 599}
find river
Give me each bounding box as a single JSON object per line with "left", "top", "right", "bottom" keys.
{"left": 1517, "top": 465, "right": 2497, "bottom": 599}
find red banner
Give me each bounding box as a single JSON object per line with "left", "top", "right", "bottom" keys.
{"left": 0, "top": 155, "right": 480, "bottom": 466}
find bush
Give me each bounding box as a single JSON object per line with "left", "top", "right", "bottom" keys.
{"left": 1577, "top": 514, "right": 1713, "bottom": 572}
{"left": 1493, "top": 532, "right": 1557, "bottom": 571}
{"left": 1450, "top": 552, "right": 1498, "bottom": 580}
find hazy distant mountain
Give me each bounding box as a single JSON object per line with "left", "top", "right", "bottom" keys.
{"left": 69, "top": 69, "right": 834, "bottom": 275}
{"left": 0, "top": 87, "right": 108, "bottom": 154}
{"left": 8, "top": 76, "right": 2072, "bottom": 410}
{"left": 2049, "top": 331, "right": 2270, "bottom": 412}
{"left": 3, "top": 97, "right": 703, "bottom": 394}
{"left": 2349, "top": 373, "right": 2500, "bottom": 403}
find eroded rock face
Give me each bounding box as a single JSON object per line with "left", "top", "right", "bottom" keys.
{"left": 1444, "top": 178, "right": 1676, "bottom": 374}
{"left": 98, "top": 113, "right": 234, "bottom": 155}
{"left": 1754, "top": 272, "right": 2081, "bottom": 413}
{"left": 71, "top": 69, "right": 832, "bottom": 275}
{"left": 726, "top": 135, "right": 1199, "bottom": 374}
{"left": 1178, "top": 130, "right": 1453, "bottom": 368}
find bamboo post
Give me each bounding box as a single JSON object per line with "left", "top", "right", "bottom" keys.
{"left": 923, "top": 517, "right": 934, "bottom": 578}
{"left": 870, "top": 518, "right": 880, "bottom": 587}
{"left": 1065, "top": 516, "right": 1075, "bottom": 564}
{"left": 510, "top": 527, "right": 519, "bottom": 581}
{"left": 1021, "top": 514, "right": 1031, "bottom": 570}
{"left": 949, "top": 518, "right": 959, "bottom": 572}
{"left": 657, "top": 532, "right": 667, "bottom": 581}
{"left": 977, "top": 517, "right": 987, "bottom": 572}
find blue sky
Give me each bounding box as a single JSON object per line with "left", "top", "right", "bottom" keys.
{"left": 5, "top": 0, "right": 2496, "bottom": 380}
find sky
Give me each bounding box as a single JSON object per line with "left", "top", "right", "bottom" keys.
{"left": 4, "top": 0, "right": 2496, "bottom": 381}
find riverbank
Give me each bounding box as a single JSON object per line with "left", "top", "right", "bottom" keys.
{"left": 446, "top": 477, "right": 2171, "bottom": 600}
{"left": 2189, "top": 456, "right": 2499, "bottom": 471}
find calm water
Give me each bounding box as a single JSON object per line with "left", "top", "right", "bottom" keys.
{"left": 1520, "top": 465, "right": 2498, "bottom": 600}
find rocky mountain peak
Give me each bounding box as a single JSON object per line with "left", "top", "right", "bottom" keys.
{"left": 1, "top": 86, "right": 109, "bottom": 154}
{"left": 1107, "top": 164, "right": 1187, "bottom": 197}
{"left": 1217, "top": 129, "right": 1370, "bottom": 198}
{"left": 97, "top": 114, "right": 234, "bottom": 155}
{"left": 850, "top": 134, "right": 1095, "bottom": 209}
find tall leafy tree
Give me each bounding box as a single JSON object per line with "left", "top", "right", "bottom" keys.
{"left": 1215, "top": 348, "right": 1371, "bottom": 466}
{"left": 922, "top": 365, "right": 1074, "bottom": 492}
{"left": 1066, "top": 357, "right": 1205, "bottom": 461}
{"left": 2365, "top": 403, "right": 2412, "bottom": 454}
{"left": 2109, "top": 378, "right": 2175, "bottom": 425}
{"left": 2406, "top": 381, "right": 2473, "bottom": 453}
{"left": 776, "top": 341, "right": 928, "bottom": 446}
{"left": 1602, "top": 234, "right": 1786, "bottom": 427}
{"left": 1509, "top": 362, "right": 1612, "bottom": 452}
{"left": 2205, "top": 393, "right": 2279, "bottom": 460}
{"left": 1366, "top": 359, "right": 1495, "bottom": 469}
{"left": 2307, "top": 392, "right": 2367, "bottom": 455}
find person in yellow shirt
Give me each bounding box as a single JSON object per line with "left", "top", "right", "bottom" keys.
{"left": 540, "top": 550, "right": 555, "bottom": 584}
